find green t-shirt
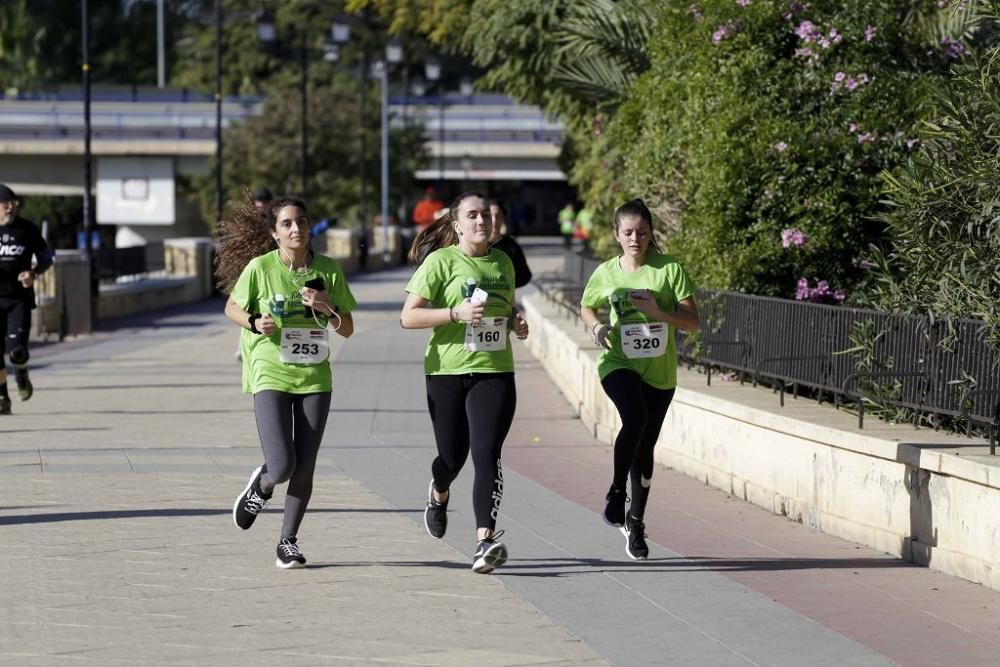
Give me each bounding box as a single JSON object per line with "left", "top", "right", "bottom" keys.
{"left": 405, "top": 245, "right": 516, "bottom": 375}
{"left": 232, "top": 250, "right": 357, "bottom": 394}
{"left": 580, "top": 252, "right": 695, "bottom": 390}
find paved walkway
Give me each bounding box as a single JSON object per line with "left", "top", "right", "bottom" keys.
{"left": 2, "top": 239, "right": 999, "bottom": 666}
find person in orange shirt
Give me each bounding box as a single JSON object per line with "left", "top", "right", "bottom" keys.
{"left": 412, "top": 187, "right": 445, "bottom": 229}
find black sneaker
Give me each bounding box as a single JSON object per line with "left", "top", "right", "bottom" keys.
{"left": 275, "top": 537, "right": 306, "bottom": 569}
{"left": 603, "top": 485, "right": 627, "bottom": 527}
{"left": 621, "top": 514, "right": 649, "bottom": 560}
{"left": 472, "top": 530, "right": 508, "bottom": 574}
{"left": 14, "top": 368, "right": 32, "bottom": 402}
{"left": 233, "top": 466, "right": 271, "bottom": 530}
{"left": 0, "top": 396, "right": 10, "bottom": 415}
{"left": 424, "top": 479, "right": 448, "bottom": 539}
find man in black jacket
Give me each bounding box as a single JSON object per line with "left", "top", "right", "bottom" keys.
{"left": 0, "top": 184, "right": 53, "bottom": 414}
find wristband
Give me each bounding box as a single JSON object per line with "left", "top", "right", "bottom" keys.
{"left": 592, "top": 322, "right": 603, "bottom": 335}
{"left": 449, "top": 308, "right": 458, "bottom": 323}
{"left": 248, "top": 313, "right": 263, "bottom": 334}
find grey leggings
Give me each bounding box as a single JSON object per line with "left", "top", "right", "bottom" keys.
{"left": 253, "top": 390, "right": 331, "bottom": 539}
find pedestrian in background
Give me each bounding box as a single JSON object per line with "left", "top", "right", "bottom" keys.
{"left": 0, "top": 184, "right": 53, "bottom": 415}
{"left": 559, "top": 202, "right": 576, "bottom": 250}
{"left": 488, "top": 199, "right": 532, "bottom": 289}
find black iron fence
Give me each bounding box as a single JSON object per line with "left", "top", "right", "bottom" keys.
{"left": 539, "top": 252, "right": 1000, "bottom": 453}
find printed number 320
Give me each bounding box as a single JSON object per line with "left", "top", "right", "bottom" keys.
{"left": 632, "top": 338, "right": 660, "bottom": 351}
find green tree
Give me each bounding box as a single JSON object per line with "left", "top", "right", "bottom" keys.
{"left": 172, "top": 0, "right": 429, "bottom": 226}
{"left": 0, "top": 0, "right": 51, "bottom": 92}
{"left": 577, "top": 0, "right": 951, "bottom": 299}
{"left": 870, "top": 1, "right": 1000, "bottom": 349}
{"left": 2, "top": 0, "right": 202, "bottom": 89}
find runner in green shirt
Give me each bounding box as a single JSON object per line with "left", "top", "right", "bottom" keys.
{"left": 580, "top": 198, "right": 700, "bottom": 560}
{"left": 401, "top": 192, "right": 530, "bottom": 574}
{"left": 218, "top": 196, "right": 356, "bottom": 569}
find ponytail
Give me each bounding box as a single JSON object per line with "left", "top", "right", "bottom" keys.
{"left": 409, "top": 210, "right": 456, "bottom": 265}
{"left": 408, "top": 191, "right": 488, "bottom": 265}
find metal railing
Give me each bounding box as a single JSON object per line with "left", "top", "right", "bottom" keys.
{"left": 540, "top": 252, "right": 1000, "bottom": 453}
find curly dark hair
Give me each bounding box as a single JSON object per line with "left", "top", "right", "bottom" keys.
{"left": 214, "top": 193, "right": 309, "bottom": 293}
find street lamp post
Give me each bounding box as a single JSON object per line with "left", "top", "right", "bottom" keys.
{"left": 81, "top": 0, "right": 97, "bottom": 324}
{"left": 214, "top": 0, "right": 223, "bottom": 222}
{"left": 377, "top": 38, "right": 403, "bottom": 264}
{"left": 255, "top": 11, "right": 310, "bottom": 200}
{"left": 424, "top": 58, "right": 444, "bottom": 184}
{"left": 299, "top": 34, "right": 309, "bottom": 199}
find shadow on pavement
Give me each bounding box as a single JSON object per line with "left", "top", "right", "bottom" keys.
{"left": 0, "top": 507, "right": 423, "bottom": 525}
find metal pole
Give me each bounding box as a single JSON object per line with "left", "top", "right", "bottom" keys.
{"left": 359, "top": 50, "right": 368, "bottom": 258}
{"left": 300, "top": 37, "right": 309, "bottom": 200}
{"left": 156, "top": 0, "right": 166, "bottom": 88}
{"left": 399, "top": 63, "right": 409, "bottom": 224}
{"left": 438, "top": 98, "right": 445, "bottom": 183}
{"left": 214, "top": 0, "right": 222, "bottom": 222}
{"left": 380, "top": 62, "right": 390, "bottom": 264}
{"left": 81, "top": 0, "right": 96, "bottom": 326}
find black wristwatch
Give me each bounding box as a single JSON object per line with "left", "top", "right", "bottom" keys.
{"left": 247, "top": 313, "right": 263, "bottom": 334}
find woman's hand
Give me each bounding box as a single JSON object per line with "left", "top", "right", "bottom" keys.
{"left": 17, "top": 270, "right": 34, "bottom": 288}
{"left": 257, "top": 313, "right": 277, "bottom": 335}
{"left": 453, "top": 298, "right": 485, "bottom": 324}
{"left": 592, "top": 323, "right": 611, "bottom": 349}
{"left": 512, "top": 312, "right": 529, "bottom": 340}
{"left": 628, "top": 289, "right": 660, "bottom": 317}
{"left": 300, "top": 286, "right": 335, "bottom": 317}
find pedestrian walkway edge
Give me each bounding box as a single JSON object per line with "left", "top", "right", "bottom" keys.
{"left": 520, "top": 292, "right": 1000, "bottom": 593}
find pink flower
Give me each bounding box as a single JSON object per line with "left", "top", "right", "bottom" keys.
{"left": 737, "top": 0, "right": 751, "bottom": 6}
{"left": 795, "top": 278, "right": 845, "bottom": 304}
{"left": 781, "top": 228, "right": 809, "bottom": 248}
{"left": 712, "top": 25, "right": 729, "bottom": 44}
{"left": 775, "top": 141, "right": 789, "bottom": 152}
{"left": 865, "top": 25, "right": 878, "bottom": 43}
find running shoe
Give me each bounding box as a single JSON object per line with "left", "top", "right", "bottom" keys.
{"left": 621, "top": 514, "right": 649, "bottom": 560}
{"left": 603, "top": 485, "right": 627, "bottom": 527}
{"left": 472, "top": 530, "right": 508, "bottom": 574}
{"left": 424, "top": 479, "right": 448, "bottom": 539}
{"left": 14, "top": 368, "right": 32, "bottom": 402}
{"left": 0, "top": 396, "right": 10, "bottom": 415}
{"left": 233, "top": 466, "right": 271, "bottom": 530}
{"left": 275, "top": 537, "right": 306, "bottom": 569}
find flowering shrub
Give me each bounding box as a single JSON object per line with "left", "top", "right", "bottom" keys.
{"left": 574, "top": 0, "right": 955, "bottom": 301}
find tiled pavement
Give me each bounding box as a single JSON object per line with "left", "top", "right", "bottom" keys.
{"left": 2, "top": 240, "right": 998, "bottom": 666}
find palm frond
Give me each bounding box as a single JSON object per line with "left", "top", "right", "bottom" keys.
{"left": 549, "top": 0, "right": 654, "bottom": 106}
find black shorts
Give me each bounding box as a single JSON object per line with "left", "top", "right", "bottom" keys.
{"left": 0, "top": 297, "right": 32, "bottom": 360}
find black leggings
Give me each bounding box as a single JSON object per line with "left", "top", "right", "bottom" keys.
{"left": 0, "top": 298, "right": 31, "bottom": 364}
{"left": 601, "top": 369, "right": 675, "bottom": 520}
{"left": 253, "top": 390, "right": 331, "bottom": 540}
{"left": 426, "top": 373, "right": 516, "bottom": 531}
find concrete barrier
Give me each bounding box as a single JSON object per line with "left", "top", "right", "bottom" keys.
{"left": 520, "top": 291, "right": 1000, "bottom": 592}
{"left": 31, "top": 238, "right": 215, "bottom": 336}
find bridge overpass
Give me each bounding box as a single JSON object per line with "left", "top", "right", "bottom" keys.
{"left": 0, "top": 91, "right": 567, "bottom": 197}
